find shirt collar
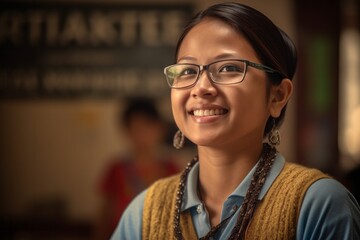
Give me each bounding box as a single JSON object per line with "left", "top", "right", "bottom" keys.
{"left": 181, "top": 153, "right": 286, "bottom": 211}
{"left": 182, "top": 162, "right": 201, "bottom": 211}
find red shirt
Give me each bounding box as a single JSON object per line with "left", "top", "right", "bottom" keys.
{"left": 100, "top": 156, "right": 179, "bottom": 233}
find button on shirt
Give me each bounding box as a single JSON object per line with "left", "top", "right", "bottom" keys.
{"left": 111, "top": 154, "right": 360, "bottom": 240}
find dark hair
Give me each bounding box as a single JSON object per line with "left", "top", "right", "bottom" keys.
{"left": 120, "top": 97, "right": 161, "bottom": 127}
{"left": 175, "top": 2, "right": 297, "bottom": 136}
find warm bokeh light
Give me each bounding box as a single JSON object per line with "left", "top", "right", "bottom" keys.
{"left": 339, "top": 4, "right": 360, "bottom": 170}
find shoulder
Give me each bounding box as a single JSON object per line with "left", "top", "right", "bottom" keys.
{"left": 145, "top": 174, "right": 181, "bottom": 204}
{"left": 149, "top": 174, "right": 180, "bottom": 190}
{"left": 303, "top": 177, "right": 356, "bottom": 202}
{"left": 300, "top": 178, "right": 360, "bottom": 216}
{"left": 282, "top": 162, "right": 328, "bottom": 191}
{"left": 297, "top": 178, "right": 360, "bottom": 239}
{"left": 270, "top": 162, "right": 328, "bottom": 200}
{"left": 100, "top": 158, "right": 131, "bottom": 192}
{"left": 103, "top": 157, "right": 132, "bottom": 176}
{"left": 111, "top": 175, "right": 181, "bottom": 240}
{"left": 282, "top": 162, "right": 326, "bottom": 179}
{"left": 110, "top": 189, "right": 147, "bottom": 240}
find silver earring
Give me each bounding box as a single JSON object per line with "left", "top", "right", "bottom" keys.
{"left": 268, "top": 119, "right": 280, "bottom": 147}
{"left": 173, "top": 130, "right": 185, "bottom": 149}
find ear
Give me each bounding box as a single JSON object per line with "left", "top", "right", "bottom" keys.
{"left": 269, "top": 79, "right": 293, "bottom": 118}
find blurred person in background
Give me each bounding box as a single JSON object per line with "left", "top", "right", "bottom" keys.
{"left": 94, "top": 97, "right": 179, "bottom": 239}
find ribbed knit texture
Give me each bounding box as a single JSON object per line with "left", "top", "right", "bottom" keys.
{"left": 142, "top": 174, "right": 197, "bottom": 239}
{"left": 142, "top": 162, "right": 328, "bottom": 239}
{"left": 245, "top": 162, "right": 328, "bottom": 239}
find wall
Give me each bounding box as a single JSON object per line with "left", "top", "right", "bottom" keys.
{"left": 0, "top": 99, "right": 122, "bottom": 220}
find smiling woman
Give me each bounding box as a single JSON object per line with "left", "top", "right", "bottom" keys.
{"left": 111, "top": 2, "right": 360, "bottom": 240}
{"left": 171, "top": 17, "right": 291, "bottom": 151}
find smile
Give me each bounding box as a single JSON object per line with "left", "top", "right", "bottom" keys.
{"left": 191, "top": 108, "right": 228, "bottom": 117}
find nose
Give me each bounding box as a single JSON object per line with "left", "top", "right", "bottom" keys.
{"left": 190, "top": 70, "right": 217, "bottom": 98}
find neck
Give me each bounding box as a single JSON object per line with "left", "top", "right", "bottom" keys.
{"left": 133, "top": 147, "right": 159, "bottom": 162}
{"left": 197, "top": 141, "right": 263, "bottom": 226}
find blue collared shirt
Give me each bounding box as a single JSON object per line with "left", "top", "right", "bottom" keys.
{"left": 111, "top": 154, "right": 360, "bottom": 239}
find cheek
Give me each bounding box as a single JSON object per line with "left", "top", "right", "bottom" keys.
{"left": 228, "top": 86, "right": 269, "bottom": 123}
{"left": 170, "top": 90, "right": 186, "bottom": 126}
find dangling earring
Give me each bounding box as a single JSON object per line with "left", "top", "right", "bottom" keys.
{"left": 173, "top": 130, "right": 185, "bottom": 149}
{"left": 268, "top": 118, "right": 280, "bottom": 147}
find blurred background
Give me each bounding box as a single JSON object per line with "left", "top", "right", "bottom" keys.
{"left": 0, "top": 0, "right": 359, "bottom": 239}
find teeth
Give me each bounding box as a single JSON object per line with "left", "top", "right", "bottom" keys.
{"left": 193, "top": 109, "right": 226, "bottom": 117}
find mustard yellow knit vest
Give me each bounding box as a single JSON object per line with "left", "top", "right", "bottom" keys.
{"left": 142, "top": 162, "right": 328, "bottom": 239}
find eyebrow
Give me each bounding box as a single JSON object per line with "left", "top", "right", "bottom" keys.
{"left": 177, "top": 53, "right": 240, "bottom": 63}
{"left": 177, "top": 56, "right": 196, "bottom": 62}
{"left": 213, "top": 53, "right": 239, "bottom": 60}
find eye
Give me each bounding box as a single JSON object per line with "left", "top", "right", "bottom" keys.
{"left": 180, "top": 68, "right": 198, "bottom": 76}
{"left": 219, "top": 65, "right": 242, "bottom": 73}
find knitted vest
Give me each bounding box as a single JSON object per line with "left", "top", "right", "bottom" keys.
{"left": 142, "top": 162, "right": 328, "bottom": 239}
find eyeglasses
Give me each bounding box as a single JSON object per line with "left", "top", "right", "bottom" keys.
{"left": 164, "top": 59, "right": 283, "bottom": 89}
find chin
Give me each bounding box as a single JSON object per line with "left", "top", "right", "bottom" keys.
{"left": 187, "top": 135, "right": 219, "bottom": 147}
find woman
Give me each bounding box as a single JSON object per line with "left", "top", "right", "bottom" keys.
{"left": 112, "top": 2, "right": 360, "bottom": 239}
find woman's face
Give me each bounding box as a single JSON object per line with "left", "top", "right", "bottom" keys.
{"left": 171, "top": 18, "right": 274, "bottom": 149}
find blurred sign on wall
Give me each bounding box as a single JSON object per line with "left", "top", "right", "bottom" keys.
{"left": 0, "top": 2, "right": 192, "bottom": 98}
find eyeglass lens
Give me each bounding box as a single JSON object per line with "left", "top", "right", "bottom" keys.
{"left": 165, "top": 60, "right": 246, "bottom": 88}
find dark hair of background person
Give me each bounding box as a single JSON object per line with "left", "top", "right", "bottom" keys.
{"left": 120, "top": 97, "right": 161, "bottom": 128}
{"left": 174, "top": 2, "right": 297, "bottom": 136}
